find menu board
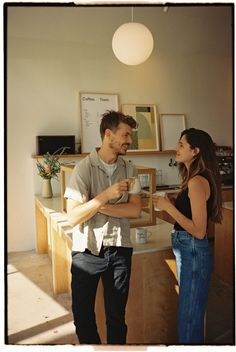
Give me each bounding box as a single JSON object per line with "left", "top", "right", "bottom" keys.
{"left": 79, "top": 92, "right": 119, "bottom": 153}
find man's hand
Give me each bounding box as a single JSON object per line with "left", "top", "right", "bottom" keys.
{"left": 105, "top": 180, "right": 129, "bottom": 200}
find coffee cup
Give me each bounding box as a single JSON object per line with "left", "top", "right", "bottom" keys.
{"left": 127, "top": 177, "right": 141, "bottom": 194}
{"left": 152, "top": 191, "right": 166, "bottom": 211}
{"left": 135, "top": 227, "right": 152, "bottom": 244}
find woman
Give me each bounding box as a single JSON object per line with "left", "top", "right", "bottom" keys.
{"left": 153, "top": 128, "right": 222, "bottom": 344}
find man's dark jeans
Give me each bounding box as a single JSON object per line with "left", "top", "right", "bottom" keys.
{"left": 71, "top": 246, "right": 133, "bottom": 344}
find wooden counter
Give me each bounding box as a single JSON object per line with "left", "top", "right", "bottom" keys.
{"left": 35, "top": 195, "right": 178, "bottom": 344}
{"left": 214, "top": 201, "right": 234, "bottom": 285}
{"left": 94, "top": 219, "right": 178, "bottom": 344}
{"left": 35, "top": 196, "right": 61, "bottom": 257}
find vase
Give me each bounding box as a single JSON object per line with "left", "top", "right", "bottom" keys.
{"left": 41, "top": 178, "right": 53, "bottom": 198}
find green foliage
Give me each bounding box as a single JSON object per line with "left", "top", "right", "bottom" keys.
{"left": 36, "top": 147, "right": 69, "bottom": 180}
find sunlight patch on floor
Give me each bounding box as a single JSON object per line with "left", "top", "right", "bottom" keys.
{"left": 14, "top": 321, "right": 75, "bottom": 345}
{"left": 8, "top": 264, "right": 70, "bottom": 335}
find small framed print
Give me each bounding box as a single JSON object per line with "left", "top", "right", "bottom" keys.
{"left": 122, "top": 104, "right": 160, "bottom": 151}
{"left": 160, "top": 114, "right": 186, "bottom": 151}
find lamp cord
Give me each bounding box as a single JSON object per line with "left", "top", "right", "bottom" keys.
{"left": 131, "top": 6, "right": 133, "bottom": 22}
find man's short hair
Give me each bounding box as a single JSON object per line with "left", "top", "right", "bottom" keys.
{"left": 100, "top": 110, "right": 137, "bottom": 140}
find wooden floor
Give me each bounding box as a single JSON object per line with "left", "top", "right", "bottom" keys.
{"left": 6, "top": 249, "right": 235, "bottom": 346}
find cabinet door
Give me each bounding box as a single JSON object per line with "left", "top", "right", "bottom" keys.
{"left": 214, "top": 208, "right": 233, "bottom": 285}
{"left": 222, "top": 189, "right": 233, "bottom": 202}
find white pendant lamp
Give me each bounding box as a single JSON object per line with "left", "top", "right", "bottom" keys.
{"left": 112, "top": 8, "right": 154, "bottom": 65}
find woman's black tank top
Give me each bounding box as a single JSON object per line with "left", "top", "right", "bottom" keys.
{"left": 174, "top": 173, "right": 214, "bottom": 231}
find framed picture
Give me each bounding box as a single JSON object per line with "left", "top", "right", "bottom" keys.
{"left": 121, "top": 104, "right": 160, "bottom": 151}
{"left": 159, "top": 114, "right": 186, "bottom": 151}
{"left": 79, "top": 92, "right": 119, "bottom": 153}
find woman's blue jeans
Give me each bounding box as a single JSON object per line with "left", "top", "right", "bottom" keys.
{"left": 71, "top": 246, "right": 133, "bottom": 345}
{"left": 171, "top": 230, "right": 213, "bottom": 344}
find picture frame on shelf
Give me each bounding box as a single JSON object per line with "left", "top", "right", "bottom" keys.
{"left": 79, "top": 92, "right": 119, "bottom": 153}
{"left": 121, "top": 104, "right": 160, "bottom": 152}
{"left": 159, "top": 113, "right": 186, "bottom": 151}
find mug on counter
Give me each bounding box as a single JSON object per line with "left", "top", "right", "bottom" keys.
{"left": 135, "top": 227, "right": 152, "bottom": 244}
{"left": 152, "top": 191, "right": 166, "bottom": 211}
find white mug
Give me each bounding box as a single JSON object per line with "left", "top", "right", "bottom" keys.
{"left": 152, "top": 191, "right": 166, "bottom": 211}
{"left": 135, "top": 227, "right": 152, "bottom": 244}
{"left": 127, "top": 177, "right": 141, "bottom": 194}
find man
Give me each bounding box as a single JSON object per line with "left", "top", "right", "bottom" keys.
{"left": 64, "top": 110, "right": 142, "bottom": 344}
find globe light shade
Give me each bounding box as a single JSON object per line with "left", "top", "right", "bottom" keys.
{"left": 112, "top": 22, "right": 154, "bottom": 65}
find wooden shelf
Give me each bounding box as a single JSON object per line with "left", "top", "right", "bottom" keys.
{"left": 32, "top": 153, "right": 88, "bottom": 159}
{"left": 32, "top": 150, "right": 175, "bottom": 159}
{"left": 127, "top": 150, "right": 175, "bottom": 156}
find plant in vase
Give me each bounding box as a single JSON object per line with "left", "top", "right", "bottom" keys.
{"left": 36, "top": 147, "right": 69, "bottom": 198}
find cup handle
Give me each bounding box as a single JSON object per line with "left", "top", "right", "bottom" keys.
{"left": 147, "top": 231, "right": 152, "bottom": 238}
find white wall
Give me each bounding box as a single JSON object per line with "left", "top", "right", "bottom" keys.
{"left": 7, "top": 5, "right": 233, "bottom": 252}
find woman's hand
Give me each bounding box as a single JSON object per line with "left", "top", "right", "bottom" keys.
{"left": 152, "top": 194, "right": 172, "bottom": 211}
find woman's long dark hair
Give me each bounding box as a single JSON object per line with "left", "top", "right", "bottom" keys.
{"left": 178, "top": 128, "right": 222, "bottom": 223}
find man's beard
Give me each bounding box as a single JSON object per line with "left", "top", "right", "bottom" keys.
{"left": 109, "top": 141, "right": 129, "bottom": 155}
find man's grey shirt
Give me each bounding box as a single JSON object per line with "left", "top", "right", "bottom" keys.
{"left": 64, "top": 149, "right": 138, "bottom": 255}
